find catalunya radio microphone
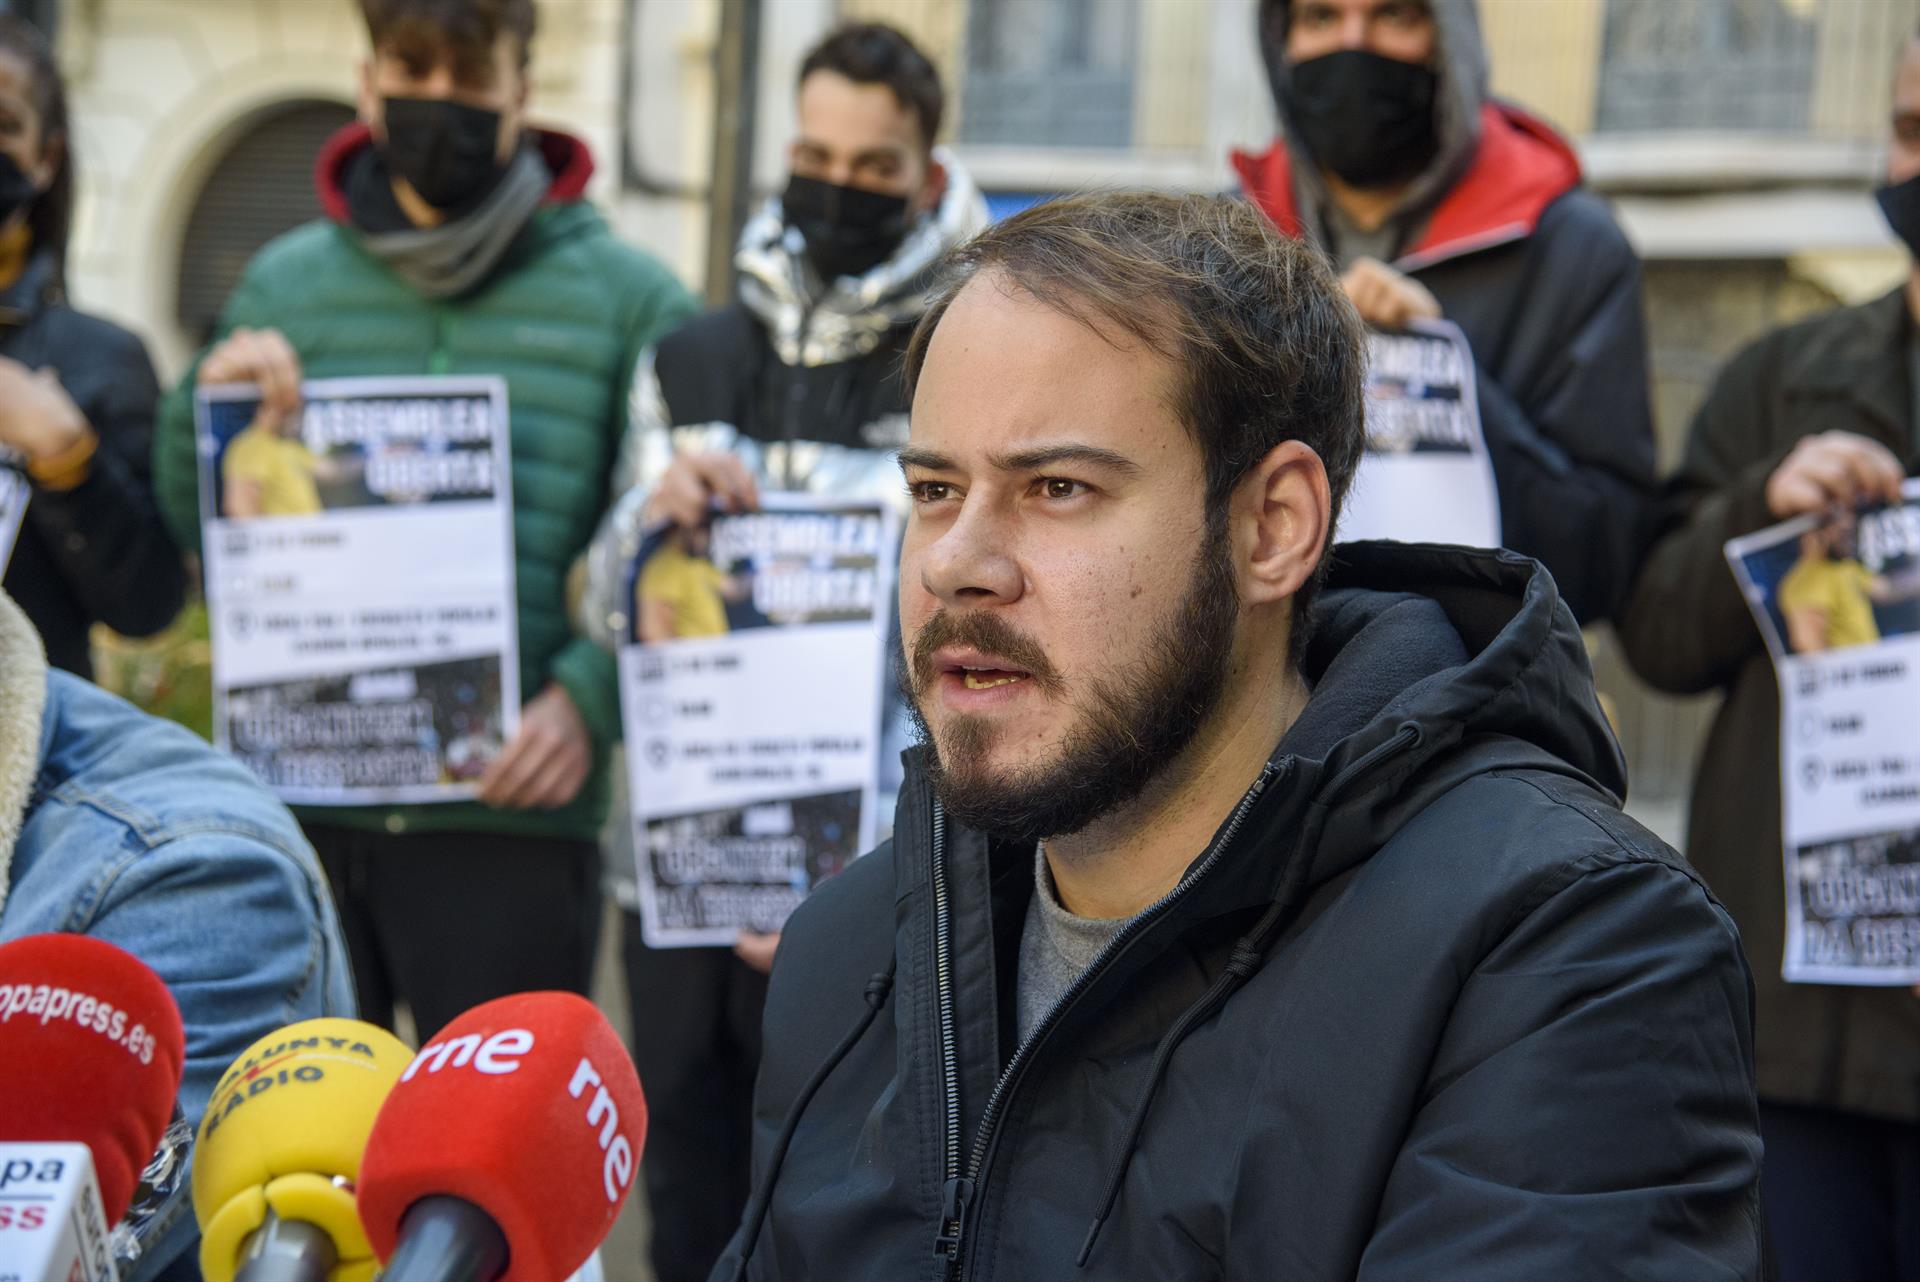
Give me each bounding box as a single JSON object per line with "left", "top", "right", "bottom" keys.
{"left": 192, "top": 1018, "right": 413, "bottom": 1282}
{"left": 0, "top": 933, "right": 185, "bottom": 1282}
{"left": 357, "top": 992, "right": 646, "bottom": 1282}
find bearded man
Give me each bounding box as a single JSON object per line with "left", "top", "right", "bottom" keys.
{"left": 712, "top": 191, "right": 1762, "bottom": 1282}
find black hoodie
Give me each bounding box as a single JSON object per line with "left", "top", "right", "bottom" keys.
{"left": 713, "top": 541, "right": 1763, "bottom": 1281}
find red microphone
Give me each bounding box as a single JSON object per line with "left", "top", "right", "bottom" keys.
{"left": 0, "top": 933, "right": 185, "bottom": 1224}
{"left": 356, "top": 992, "right": 646, "bottom": 1282}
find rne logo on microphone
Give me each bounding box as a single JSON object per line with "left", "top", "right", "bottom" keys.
{"left": 567, "top": 1057, "right": 634, "bottom": 1204}
{"left": 400, "top": 1027, "right": 535, "bottom": 1081}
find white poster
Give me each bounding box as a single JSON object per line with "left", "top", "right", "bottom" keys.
{"left": 618, "top": 495, "right": 897, "bottom": 948}
{"left": 196, "top": 377, "right": 520, "bottom": 805}
{"left": 0, "top": 461, "right": 27, "bottom": 575}
{"left": 1726, "top": 481, "right": 1920, "bottom": 984}
{"left": 1340, "top": 319, "right": 1501, "bottom": 549}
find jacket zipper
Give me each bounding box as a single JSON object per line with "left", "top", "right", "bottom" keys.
{"left": 779, "top": 300, "right": 821, "bottom": 489}
{"left": 928, "top": 762, "right": 1277, "bottom": 1278}
{"left": 428, "top": 304, "right": 454, "bottom": 375}
{"left": 929, "top": 802, "right": 970, "bottom": 1268}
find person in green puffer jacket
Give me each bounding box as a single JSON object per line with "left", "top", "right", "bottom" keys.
{"left": 151, "top": 0, "right": 698, "bottom": 1038}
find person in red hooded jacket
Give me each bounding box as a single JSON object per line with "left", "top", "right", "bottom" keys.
{"left": 1234, "top": 0, "right": 1657, "bottom": 624}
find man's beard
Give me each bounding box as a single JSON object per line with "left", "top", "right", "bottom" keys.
{"left": 900, "top": 528, "right": 1240, "bottom": 846}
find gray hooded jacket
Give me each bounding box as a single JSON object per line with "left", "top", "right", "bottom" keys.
{"left": 1236, "top": 0, "right": 1659, "bottom": 625}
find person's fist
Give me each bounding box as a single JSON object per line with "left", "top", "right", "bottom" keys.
{"left": 199, "top": 327, "right": 304, "bottom": 427}
{"left": 1340, "top": 257, "right": 1442, "bottom": 330}
{"left": 734, "top": 930, "right": 780, "bottom": 975}
{"left": 645, "top": 451, "right": 760, "bottom": 530}
{"left": 477, "top": 684, "right": 593, "bottom": 810}
{"left": 0, "top": 358, "right": 86, "bottom": 462}
{"left": 1765, "top": 431, "right": 1905, "bottom": 519}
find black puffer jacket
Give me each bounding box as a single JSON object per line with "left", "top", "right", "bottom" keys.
{"left": 0, "top": 251, "right": 181, "bottom": 676}
{"left": 716, "top": 542, "right": 1762, "bottom": 1282}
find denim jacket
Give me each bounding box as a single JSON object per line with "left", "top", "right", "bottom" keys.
{"left": 0, "top": 593, "right": 353, "bottom": 1281}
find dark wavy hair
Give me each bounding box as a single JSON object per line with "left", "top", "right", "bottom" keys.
{"left": 0, "top": 15, "right": 72, "bottom": 294}
{"left": 903, "top": 192, "right": 1367, "bottom": 664}
{"left": 799, "top": 22, "right": 944, "bottom": 151}
{"left": 359, "top": 0, "right": 538, "bottom": 69}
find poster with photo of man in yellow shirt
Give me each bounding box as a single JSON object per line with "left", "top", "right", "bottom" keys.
{"left": 194, "top": 377, "right": 520, "bottom": 805}
{"left": 1726, "top": 488, "right": 1920, "bottom": 985}
{"left": 617, "top": 497, "right": 896, "bottom": 948}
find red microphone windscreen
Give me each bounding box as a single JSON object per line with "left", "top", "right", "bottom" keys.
{"left": 357, "top": 992, "right": 646, "bottom": 1282}
{"left": 0, "top": 933, "right": 186, "bottom": 1223}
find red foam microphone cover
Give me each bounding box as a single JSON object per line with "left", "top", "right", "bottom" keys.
{"left": 357, "top": 992, "right": 647, "bottom": 1282}
{"left": 0, "top": 933, "right": 186, "bottom": 1223}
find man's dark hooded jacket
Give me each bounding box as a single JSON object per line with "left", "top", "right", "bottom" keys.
{"left": 1234, "top": 0, "right": 1656, "bottom": 625}
{"left": 1619, "top": 289, "right": 1920, "bottom": 1123}
{"left": 714, "top": 542, "right": 1762, "bottom": 1281}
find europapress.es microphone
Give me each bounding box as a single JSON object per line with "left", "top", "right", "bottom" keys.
{"left": 0, "top": 933, "right": 186, "bottom": 1282}
{"left": 356, "top": 992, "right": 647, "bottom": 1282}
{"left": 192, "top": 1017, "right": 413, "bottom": 1282}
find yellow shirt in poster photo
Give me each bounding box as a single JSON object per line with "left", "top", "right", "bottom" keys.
{"left": 1778, "top": 555, "right": 1881, "bottom": 652}
{"left": 637, "top": 541, "right": 732, "bottom": 640}
{"left": 222, "top": 419, "right": 322, "bottom": 518}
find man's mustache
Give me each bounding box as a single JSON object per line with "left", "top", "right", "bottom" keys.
{"left": 909, "top": 609, "right": 1063, "bottom": 696}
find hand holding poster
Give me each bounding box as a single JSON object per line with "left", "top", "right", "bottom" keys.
{"left": 1340, "top": 319, "right": 1501, "bottom": 548}
{"left": 196, "top": 377, "right": 519, "bottom": 804}
{"left": 618, "top": 496, "right": 897, "bottom": 947}
{"left": 1726, "top": 482, "right": 1920, "bottom": 984}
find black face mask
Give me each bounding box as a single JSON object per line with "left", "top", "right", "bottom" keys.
{"left": 1878, "top": 173, "right": 1920, "bottom": 260}
{"left": 0, "top": 152, "right": 39, "bottom": 225}
{"left": 379, "top": 97, "right": 506, "bottom": 211}
{"left": 1281, "top": 48, "right": 1440, "bottom": 190}
{"left": 782, "top": 174, "right": 913, "bottom": 283}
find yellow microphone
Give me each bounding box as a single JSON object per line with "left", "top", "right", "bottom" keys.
{"left": 193, "top": 1018, "right": 413, "bottom": 1282}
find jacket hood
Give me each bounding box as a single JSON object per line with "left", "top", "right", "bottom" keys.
{"left": 1241, "top": 0, "right": 1579, "bottom": 267}
{"left": 1233, "top": 98, "right": 1580, "bottom": 270}
{"left": 735, "top": 149, "right": 989, "bottom": 368}
{"left": 314, "top": 122, "right": 595, "bottom": 223}
{"left": 0, "top": 590, "right": 50, "bottom": 917}
{"left": 1251, "top": 540, "right": 1625, "bottom": 910}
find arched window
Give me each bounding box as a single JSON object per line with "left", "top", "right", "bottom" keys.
{"left": 174, "top": 98, "right": 355, "bottom": 345}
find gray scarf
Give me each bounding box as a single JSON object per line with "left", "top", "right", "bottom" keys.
{"left": 353, "top": 146, "right": 549, "bottom": 299}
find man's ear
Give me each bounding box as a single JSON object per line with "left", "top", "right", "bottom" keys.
{"left": 915, "top": 156, "right": 948, "bottom": 216}
{"left": 356, "top": 57, "right": 381, "bottom": 133}
{"left": 1236, "top": 439, "right": 1332, "bottom": 607}
{"left": 29, "top": 131, "right": 63, "bottom": 191}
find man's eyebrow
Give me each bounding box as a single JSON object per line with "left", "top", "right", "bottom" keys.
{"left": 991, "top": 444, "right": 1143, "bottom": 477}
{"left": 897, "top": 443, "right": 1145, "bottom": 477}
{"left": 896, "top": 446, "right": 953, "bottom": 474}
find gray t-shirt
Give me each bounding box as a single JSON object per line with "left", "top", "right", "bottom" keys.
{"left": 1015, "top": 844, "right": 1135, "bottom": 1043}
